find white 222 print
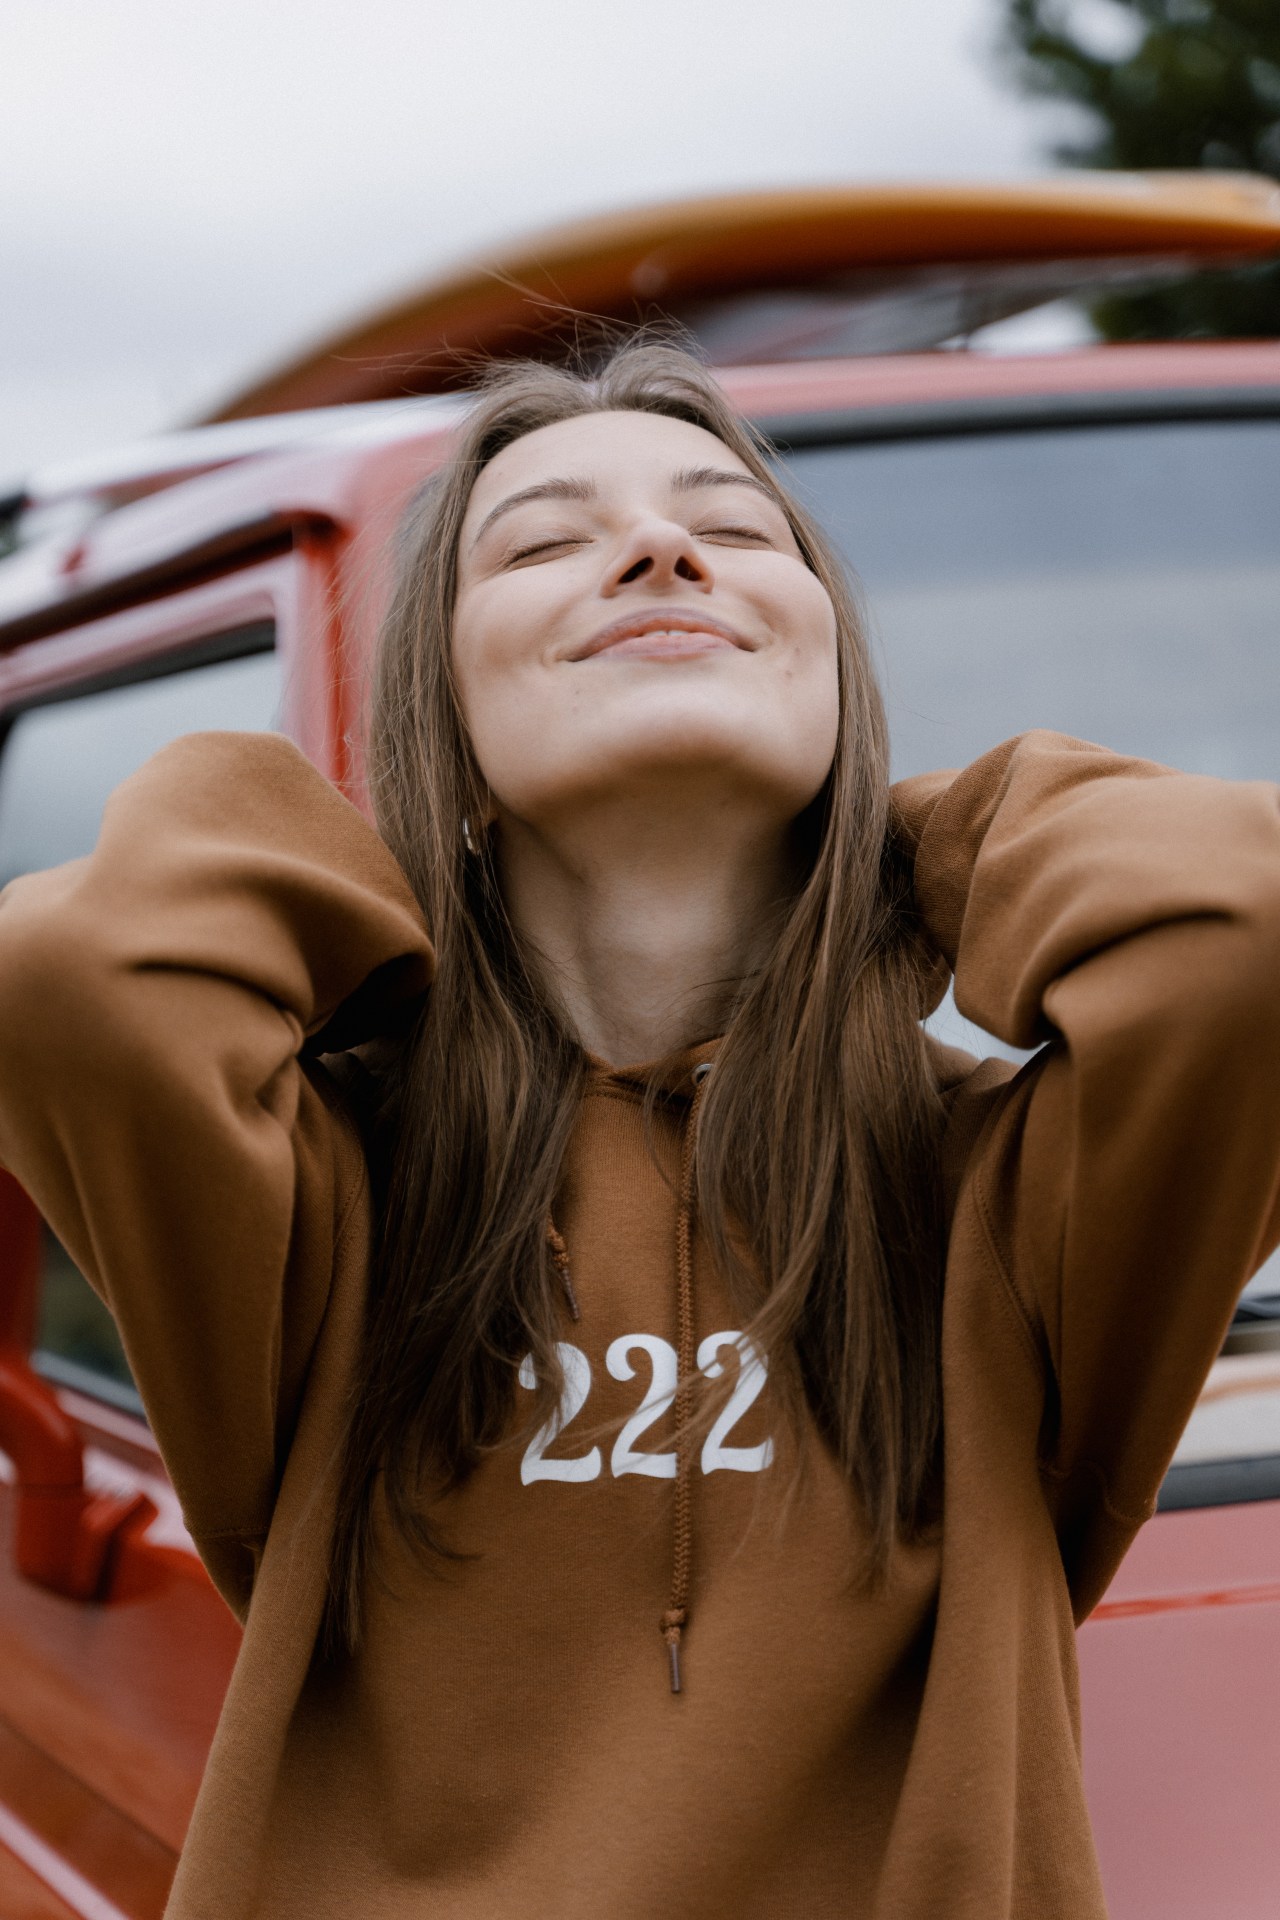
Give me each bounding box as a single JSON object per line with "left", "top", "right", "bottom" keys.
{"left": 517, "top": 1332, "right": 775, "bottom": 1484}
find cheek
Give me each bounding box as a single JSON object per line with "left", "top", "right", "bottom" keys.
{"left": 452, "top": 570, "right": 563, "bottom": 704}
{"left": 775, "top": 578, "right": 839, "bottom": 705}
{"left": 450, "top": 592, "right": 567, "bottom": 807}
{"left": 791, "top": 656, "right": 841, "bottom": 797}
{"left": 770, "top": 584, "right": 841, "bottom": 794}
{"left": 450, "top": 600, "right": 514, "bottom": 789}
{"left": 453, "top": 574, "right": 530, "bottom": 687}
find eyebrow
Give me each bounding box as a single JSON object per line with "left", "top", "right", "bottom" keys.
{"left": 670, "top": 465, "right": 784, "bottom": 508}
{"left": 471, "top": 476, "right": 597, "bottom": 547}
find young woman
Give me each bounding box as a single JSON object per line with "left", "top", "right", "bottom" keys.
{"left": 0, "top": 342, "right": 1276, "bottom": 1920}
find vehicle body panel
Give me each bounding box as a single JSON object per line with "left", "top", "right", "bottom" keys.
{"left": 1080, "top": 1499, "right": 1280, "bottom": 1919}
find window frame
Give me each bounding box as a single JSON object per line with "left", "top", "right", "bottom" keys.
{"left": 0, "top": 554, "right": 296, "bottom": 727}
{"left": 0, "top": 545, "right": 336, "bottom": 1435}
{"left": 760, "top": 382, "right": 1280, "bottom": 457}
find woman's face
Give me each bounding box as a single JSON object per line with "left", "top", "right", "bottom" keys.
{"left": 452, "top": 409, "right": 839, "bottom": 836}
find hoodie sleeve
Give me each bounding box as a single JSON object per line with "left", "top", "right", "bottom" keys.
{"left": 0, "top": 731, "right": 433, "bottom": 1593}
{"left": 895, "top": 731, "right": 1280, "bottom": 1610}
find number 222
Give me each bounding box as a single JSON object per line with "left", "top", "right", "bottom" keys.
{"left": 517, "top": 1333, "right": 774, "bottom": 1485}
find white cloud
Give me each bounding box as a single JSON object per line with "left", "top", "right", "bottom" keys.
{"left": 0, "top": 0, "right": 1052, "bottom": 473}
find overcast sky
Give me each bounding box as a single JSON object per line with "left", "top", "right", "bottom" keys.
{"left": 2, "top": 0, "right": 1074, "bottom": 480}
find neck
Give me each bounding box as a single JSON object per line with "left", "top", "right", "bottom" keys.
{"left": 495, "top": 790, "right": 794, "bottom": 1066}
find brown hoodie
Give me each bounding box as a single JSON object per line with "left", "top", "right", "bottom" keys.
{"left": 0, "top": 727, "right": 1277, "bottom": 1920}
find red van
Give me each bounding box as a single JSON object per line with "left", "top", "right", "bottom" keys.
{"left": 2, "top": 175, "right": 1279, "bottom": 1919}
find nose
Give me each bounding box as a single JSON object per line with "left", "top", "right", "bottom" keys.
{"left": 602, "top": 515, "right": 714, "bottom": 597}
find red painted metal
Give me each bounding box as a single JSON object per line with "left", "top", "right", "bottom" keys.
{"left": 1093, "top": 1581, "right": 1280, "bottom": 1620}
{"left": 0, "top": 1828, "right": 89, "bottom": 1920}
{"left": 719, "top": 338, "right": 1280, "bottom": 414}
{"left": 0, "top": 1175, "right": 42, "bottom": 1355}
{"left": 1076, "top": 1499, "right": 1280, "bottom": 1918}
{"left": 0, "top": 1167, "right": 158, "bottom": 1606}
{"left": 0, "top": 1359, "right": 156, "bottom": 1601}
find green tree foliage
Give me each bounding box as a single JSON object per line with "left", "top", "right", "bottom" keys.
{"left": 1004, "top": 0, "right": 1280, "bottom": 338}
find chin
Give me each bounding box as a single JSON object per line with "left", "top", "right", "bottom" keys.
{"left": 599, "top": 682, "right": 778, "bottom": 759}
{"left": 490, "top": 688, "right": 836, "bottom": 823}
{"left": 571, "top": 709, "right": 831, "bottom": 814}
{"left": 599, "top": 704, "right": 770, "bottom": 772}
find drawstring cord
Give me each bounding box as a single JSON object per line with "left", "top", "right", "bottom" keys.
{"left": 663, "top": 1060, "right": 710, "bottom": 1695}
{"left": 545, "top": 1057, "right": 710, "bottom": 1698}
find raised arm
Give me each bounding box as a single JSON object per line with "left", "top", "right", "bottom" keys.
{"left": 0, "top": 731, "right": 432, "bottom": 1607}
{"left": 896, "top": 731, "right": 1280, "bottom": 1609}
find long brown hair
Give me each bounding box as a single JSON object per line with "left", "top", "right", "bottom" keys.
{"left": 326, "top": 341, "right": 945, "bottom": 1652}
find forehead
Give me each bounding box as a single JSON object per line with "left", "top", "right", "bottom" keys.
{"left": 463, "top": 409, "right": 751, "bottom": 527}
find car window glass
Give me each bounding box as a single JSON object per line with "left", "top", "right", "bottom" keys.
{"left": 786, "top": 420, "right": 1280, "bottom": 1496}
{"left": 785, "top": 420, "right": 1280, "bottom": 784}
{"left": 34, "top": 1227, "right": 142, "bottom": 1415}
{"left": 0, "top": 630, "right": 281, "bottom": 886}
{"left": 0, "top": 629, "right": 282, "bottom": 1413}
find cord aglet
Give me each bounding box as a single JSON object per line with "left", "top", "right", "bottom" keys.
{"left": 667, "top": 1635, "right": 682, "bottom": 1694}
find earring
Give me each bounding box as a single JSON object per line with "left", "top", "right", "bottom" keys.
{"left": 462, "top": 816, "right": 479, "bottom": 856}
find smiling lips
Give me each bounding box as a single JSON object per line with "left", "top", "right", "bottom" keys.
{"left": 571, "top": 608, "right": 752, "bottom": 661}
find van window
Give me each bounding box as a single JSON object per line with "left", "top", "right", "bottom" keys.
{"left": 35, "top": 1228, "right": 142, "bottom": 1416}
{"left": 784, "top": 418, "right": 1280, "bottom": 786}
{"left": 0, "top": 628, "right": 281, "bottom": 886}
{"left": 786, "top": 418, "right": 1280, "bottom": 1504}
{"left": 0, "top": 629, "right": 282, "bottom": 1414}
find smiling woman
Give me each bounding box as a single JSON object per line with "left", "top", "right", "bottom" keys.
{"left": 0, "top": 341, "right": 1278, "bottom": 1920}
{"left": 345, "top": 349, "right": 946, "bottom": 1677}
{"left": 451, "top": 411, "right": 841, "bottom": 1062}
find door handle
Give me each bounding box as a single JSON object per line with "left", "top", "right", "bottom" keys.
{"left": 0, "top": 1353, "right": 155, "bottom": 1599}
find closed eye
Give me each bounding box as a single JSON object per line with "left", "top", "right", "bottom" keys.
{"left": 694, "top": 523, "right": 774, "bottom": 544}
{"left": 504, "top": 534, "right": 588, "bottom": 565}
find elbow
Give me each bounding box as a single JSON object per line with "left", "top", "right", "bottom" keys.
{"left": 1151, "top": 897, "right": 1280, "bottom": 1078}
{"left": 1221, "top": 885, "right": 1280, "bottom": 1042}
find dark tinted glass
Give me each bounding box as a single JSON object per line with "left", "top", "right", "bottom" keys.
{"left": 34, "top": 1228, "right": 142, "bottom": 1416}
{"left": 1, "top": 632, "right": 282, "bottom": 1411}
{"left": 0, "top": 632, "right": 281, "bottom": 887}
{"left": 785, "top": 419, "right": 1280, "bottom": 783}
{"left": 786, "top": 418, "right": 1280, "bottom": 1310}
